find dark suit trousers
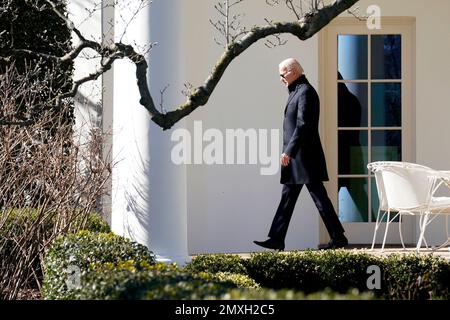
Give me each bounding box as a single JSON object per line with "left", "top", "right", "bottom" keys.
{"left": 268, "top": 182, "right": 345, "bottom": 242}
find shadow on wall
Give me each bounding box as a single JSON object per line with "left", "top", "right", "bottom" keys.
{"left": 121, "top": 148, "right": 152, "bottom": 243}
{"left": 74, "top": 90, "right": 102, "bottom": 129}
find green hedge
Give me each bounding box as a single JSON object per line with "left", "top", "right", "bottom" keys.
{"left": 185, "top": 254, "right": 248, "bottom": 274}
{"left": 188, "top": 251, "right": 379, "bottom": 294}
{"left": 248, "top": 250, "right": 381, "bottom": 294}
{"left": 0, "top": 209, "right": 110, "bottom": 271}
{"left": 186, "top": 251, "right": 450, "bottom": 299}
{"left": 80, "top": 212, "right": 111, "bottom": 233}
{"left": 46, "top": 261, "right": 237, "bottom": 300}
{"left": 0, "top": 208, "right": 110, "bottom": 261}
{"left": 200, "top": 272, "right": 260, "bottom": 289}
{"left": 42, "top": 231, "right": 450, "bottom": 300}
{"left": 215, "top": 288, "right": 374, "bottom": 300}
{"left": 382, "top": 254, "right": 450, "bottom": 299}
{"left": 43, "top": 250, "right": 370, "bottom": 300}
{"left": 42, "top": 230, "right": 155, "bottom": 299}
{"left": 0, "top": 209, "right": 110, "bottom": 235}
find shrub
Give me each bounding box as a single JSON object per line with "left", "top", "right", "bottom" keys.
{"left": 0, "top": 209, "right": 110, "bottom": 237}
{"left": 141, "top": 270, "right": 237, "bottom": 300}
{"left": 189, "top": 250, "right": 380, "bottom": 294}
{"left": 246, "top": 251, "right": 323, "bottom": 292}
{"left": 78, "top": 212, "right": 111, "bottom": 233}
{"left": 42, "top": 230, "right": 155, "bottom": 299}
{"left": 218, "top": 287, "right": 375, "bottom": 300}
{"left": 308, "top": 250, "right": 381, "bottom": 293}
{"left": 185, "top": 254, "right": 248, "bottom": 274}
{"left": 199, "top": 272, "right": 260, "bottom": 289}
{"left": 382, "top": 254, "right": 450, "bottom": 300}
{"left": 43, "top": 232, "right": 450, "bottom": 300}
{"left": 44, "top": 260, "right": 239, "bottom": 300}
{"left": 0, "top": 209, "right": 110, "bottom": 299}
{"left": 0, "top": 209, "right": 110, "bottom": 269}
{"left": 47, "top": 257, "right": 367, "bottom": 300}
{"left": 0, "top": 2, "right": 108, "bottom": 299}
{"left": 186, "top": 250, "right": 450, "bottom": 299}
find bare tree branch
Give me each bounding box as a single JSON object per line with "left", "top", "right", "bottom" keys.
{"left": 263, "top": 18, "right": 288, "bottom": 48}
{"left": 210, "top": 0, "right": 248, "bottom": 49}
{"left": 144, "top": 0, "right": 360, "bottom": 130}
{"left": 117, "top": 0, "right": 151, "bottom": 43}
{"left": 0, "top": 65, "right": 111, "bottom": 299}
{"left": 181, "top": 82, "right": 194, "bottom": 98}
{"left": 346, "top": 6, "right": 367, "bottom": 21}
{"left": 5, "top": 0, "right": 360, "bottom": 131}
{"left": 286, "top": 0, "right": 301, "bottom": 20}
{"left": 159, "top": 84, "right": 169, "bottom": 114}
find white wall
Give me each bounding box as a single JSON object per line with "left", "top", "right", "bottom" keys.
{"left": 182, "top": 1, "right": 320, "bottom": 253}
{"left": 68, "top": 0, "right": 102, "bottom": 131}
{"left": 68, "top": 0, "right": 102, "bottom": 140}
{"left": 340, "top": 0, "right": 450, "bottom": 245}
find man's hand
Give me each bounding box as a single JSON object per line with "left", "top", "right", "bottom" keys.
{"left": 280, "top": 153, "right": 290, "bottom": 167}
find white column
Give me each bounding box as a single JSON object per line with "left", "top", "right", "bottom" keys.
{"left": 101, "top": 0, "right": 115, "bottom": 224}
{"left": 111, "top": 0, "right": 188, "bottom": 264}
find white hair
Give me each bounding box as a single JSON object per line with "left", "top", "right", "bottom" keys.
{"left": 279, "top": 58, "right": 304, "bottom": 75}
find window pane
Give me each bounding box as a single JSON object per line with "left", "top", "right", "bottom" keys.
{"left": 371, "top": 83, "right": 401, "bottom": 127}
{"left": 371, "top": 35, "right": 401, "bottom": 79}
{"left": 338, "top": 82, "right": 368, "bottom": 127}
{"left": 338, "top": 35, "right": 368, "bottom": 80}
{"left": 338, "top": 130, "right": 368, "bottom": 174}
{"left": 371, "top": 177, "right": 399, "bottom": 222}
{"left": 371, "top": 130, "right": 402, "bottom": 162}
{"left": 339, "top": 178, "right": 368, "bottom": 222}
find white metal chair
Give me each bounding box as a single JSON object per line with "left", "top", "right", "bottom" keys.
{"left": 367, "top": 161, "right": 450, "bottom": 252}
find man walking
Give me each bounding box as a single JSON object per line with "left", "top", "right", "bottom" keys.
{"left": 254, "top": 58, "right": 348, "bottom": 251}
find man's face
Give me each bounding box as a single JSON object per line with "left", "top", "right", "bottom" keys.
{"left": 279, "top": 65, "right": 297, "bottom": 87}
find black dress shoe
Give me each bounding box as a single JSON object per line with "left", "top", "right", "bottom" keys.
{"left": 318, "top": 236, "right": 348, "bottom": 250}
{"left": 253, "top": 238, "right": 285, "bottom": 251}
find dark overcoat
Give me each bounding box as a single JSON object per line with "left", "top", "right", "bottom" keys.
{"left": 281, "top": 75, "right": 329, "bottom": 184}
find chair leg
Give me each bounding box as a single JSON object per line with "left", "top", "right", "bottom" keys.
{"left": 398, "top": 213, "right": 406, "bottom": 250}
{"left": 446, "top": 215, "right": 449, "bottom": 240}
{"left": 381, "top": 210, "right": 391, "bottom": 251}
{"left": 434, "top": 236, "right": 450, "bottom": 251}
{"left": 417, "top": 213, "right": 429, "bottom": 249}
{"left": 440, "top": 215, "right": 450, "bottom": 250}
{"left": 371, "top": 208, "right": 382, "bottom": 250}
{"left": 416, "top": 212, "right": 430, "bottom": 252}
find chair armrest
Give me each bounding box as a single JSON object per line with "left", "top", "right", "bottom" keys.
{"left": 428, "top": 171, "right": 450, "bottom": 179}
{"left": 436, "top": 171, "right": 450, "bottom": 191}
{"left": 439, "top": 171, "right": 450, "bottom": 181}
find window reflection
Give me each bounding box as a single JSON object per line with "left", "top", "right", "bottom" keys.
{"left": 339, "top": 178, "right": 368, "bottom": 222}
{"left": 371, "top": 35, "right": 401, "bottom": 79}
{"left": 338, "top": 35, "right": 368, "bottom": 80}
{"left": 372, "top": 83, "right": 401, "bottom": 127}
{"left": 338, "top": 72, "right": 368, "bottom": 127}
{"left": 338, "top": 130, "right": 368, "bottom": 175}
{"left": 371, "top": 130, "right": 402, "bottom": 162}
